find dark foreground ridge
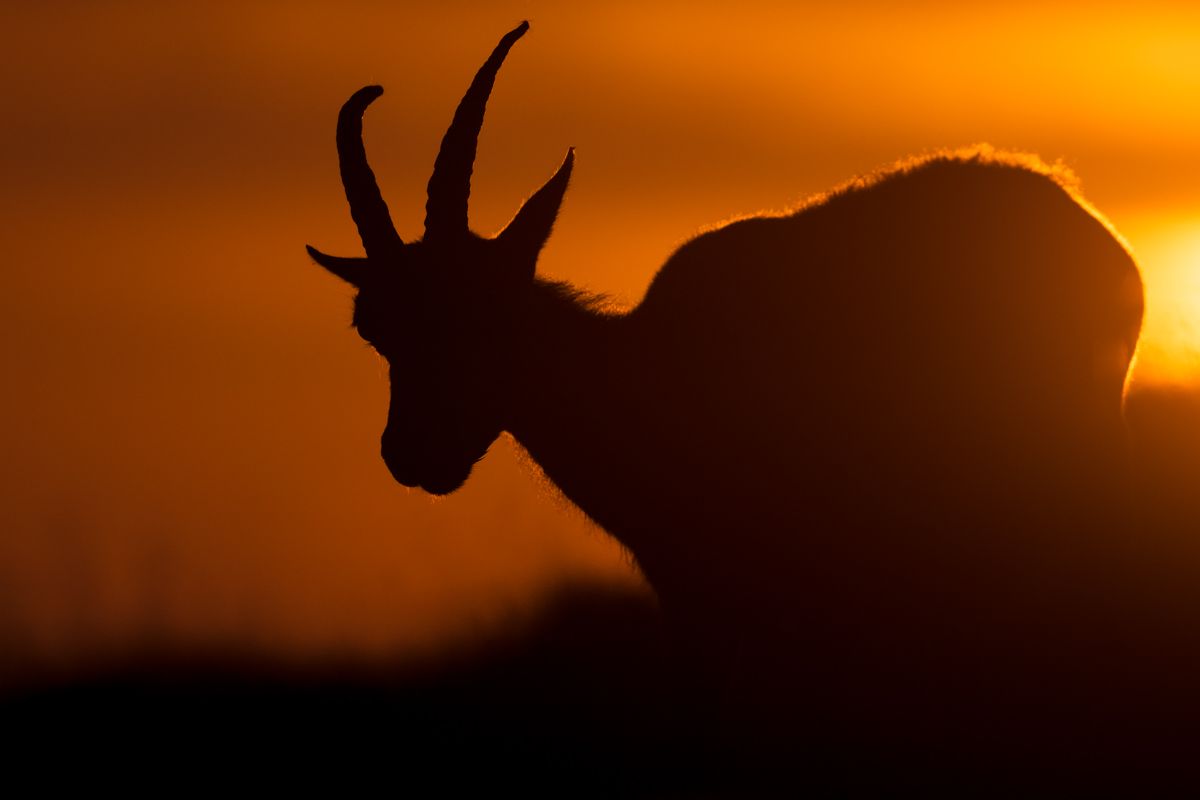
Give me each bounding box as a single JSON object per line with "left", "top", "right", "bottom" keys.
{"left": 3, "top": 583, "right": 698, "bottom": 793}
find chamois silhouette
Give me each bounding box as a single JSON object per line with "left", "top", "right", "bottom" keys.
{"left": 307, "top": 22, "right": 1200, "bottom": 789}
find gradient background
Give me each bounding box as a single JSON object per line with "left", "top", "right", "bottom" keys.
{"left": 3, "top": 0, "right": 1199, "bottom": 687}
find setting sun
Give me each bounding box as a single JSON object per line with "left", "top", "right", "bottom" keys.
{"left": 1126, "top": 216, "right": 1200, "bottom": 385}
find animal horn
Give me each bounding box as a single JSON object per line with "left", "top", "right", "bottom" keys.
{"left": 424, "top": 21, "right": 529, "bottom": 241}
{"left": 337, "top": 85, "right": 404, "bottom": 259}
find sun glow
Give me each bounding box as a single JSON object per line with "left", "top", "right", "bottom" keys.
{"left": 1128, "top": 217, "right": 1200, "bottom": 387}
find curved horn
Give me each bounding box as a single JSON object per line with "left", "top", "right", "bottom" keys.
{"left": 337, "top": 85, "right": 404, "bottom": 258}
{"left": 424, "top": 21, "right": 529, "bottom": 241}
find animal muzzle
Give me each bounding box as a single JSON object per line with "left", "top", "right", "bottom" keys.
{"left": 380, "top": 433, "right": 474, "bottom": 496}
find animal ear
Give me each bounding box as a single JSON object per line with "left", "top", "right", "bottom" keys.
{"left": 306, "top": 245, "right": 372, "bottom": 287}
{"left": 496, "top": 148, "right": 573, "bottom": 278}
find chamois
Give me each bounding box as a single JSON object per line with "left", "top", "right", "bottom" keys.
{"left": 307, "top": 22, "right": 1200, "bottom": 787}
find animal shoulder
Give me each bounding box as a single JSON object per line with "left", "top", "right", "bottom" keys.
{"left": 632, "top": 151, "right": 1081, "bottom": 323}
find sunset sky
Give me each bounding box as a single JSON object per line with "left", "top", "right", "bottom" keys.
{"left": 3, "top": 0, "right": 1199, "bottom": 683}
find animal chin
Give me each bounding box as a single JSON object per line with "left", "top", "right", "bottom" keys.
{"left": 418, "top": 472, "right": 470, "bottom": 496}
{"left": 382, "top": 459, "right": 464, "bottom": 495}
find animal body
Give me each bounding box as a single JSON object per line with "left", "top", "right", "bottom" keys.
{"left": 308, "top": 22, "right": 1199, "bottom": 790}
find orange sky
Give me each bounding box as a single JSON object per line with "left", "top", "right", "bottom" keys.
{"left": 3, "top": 0, "right": 1199, "bottom": 683}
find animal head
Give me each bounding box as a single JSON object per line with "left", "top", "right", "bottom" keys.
{"left": 307, "top": 22, "right": 570, "bottom": 494}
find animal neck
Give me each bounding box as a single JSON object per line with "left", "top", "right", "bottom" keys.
{"left": 503, "top": 279, "right": 635, "bottom": 527}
